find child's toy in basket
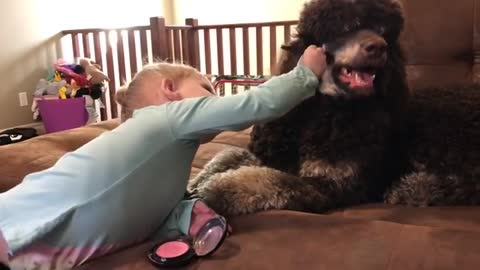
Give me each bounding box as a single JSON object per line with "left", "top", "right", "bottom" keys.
{"left": 54, "top": 61, "right": 89, "bottom": 87}
{"left": 79, "top": 58, "right": 110, "bottom": 85}
{"left": 34, "top": 78, "right": 68, "bottom": 97}
{"left": 58, "top": 87, "right": 68, "bottom": 99}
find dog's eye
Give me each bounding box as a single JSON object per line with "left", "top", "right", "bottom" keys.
{"left": 344, "top": 18, "right": 361, "bottom": 33}
{"left": 375, "top": 26, "right": 386, "bottom": 35}
{"left": 355, "top": 18, "right": 361, "bottom": 26}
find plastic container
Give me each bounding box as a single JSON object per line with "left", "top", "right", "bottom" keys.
{"left": 37, "top": 97, "right": 89, "bottom": 133}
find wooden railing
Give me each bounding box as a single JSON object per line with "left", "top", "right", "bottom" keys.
{"left": 60, "top": 17, "right": 299, "bottom": 120}
{"left": 193, "top": 20, "right": 298, "bottom": 76}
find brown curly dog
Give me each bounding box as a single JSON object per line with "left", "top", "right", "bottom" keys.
{"left": 188, "top": 0, "right": 480, "bottom": 217}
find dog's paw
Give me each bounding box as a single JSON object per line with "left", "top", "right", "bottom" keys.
{"left": 384, "top": 171, "right": 469, "bottom": 206}
{"left": 188, "top": 147, "right": 260, "bottom": 193}
{"left": 194, "top": 166, "right": 297, "bottom": 217}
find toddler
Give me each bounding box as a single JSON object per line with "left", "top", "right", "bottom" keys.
{"left": 0, "top": 45, "right": 326, "bottom": 269}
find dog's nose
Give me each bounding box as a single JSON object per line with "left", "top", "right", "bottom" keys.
{"left": 362, "top": 38, "right": 387, "bottom": 57}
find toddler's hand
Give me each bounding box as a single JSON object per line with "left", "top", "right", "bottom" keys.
{"left": 299, "top": 45, "right": 327, "bottom": 78}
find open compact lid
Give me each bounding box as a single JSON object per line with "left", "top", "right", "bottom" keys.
{"left": 148, "top": 216, "right": 228, "bottom": 268}
{"left": 192, "top": 216, "right": 228, "bottom": 257}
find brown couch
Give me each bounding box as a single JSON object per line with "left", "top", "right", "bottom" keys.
{"left": 1, "top": 0, "right": 480, "bottom": 269}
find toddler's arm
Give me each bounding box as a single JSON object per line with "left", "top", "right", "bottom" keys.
{"left": 166, "top": 62, "right": 319, "bottom": 140}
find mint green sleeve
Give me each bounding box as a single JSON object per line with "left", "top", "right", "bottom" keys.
{"left": 166, "top": 64, "right": 319, "bottom": 140}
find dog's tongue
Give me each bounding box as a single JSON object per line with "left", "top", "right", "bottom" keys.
{"left": 339, "top": 68, "right": 375, "bottom": 89}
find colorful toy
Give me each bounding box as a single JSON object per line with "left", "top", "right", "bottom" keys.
{"left": 69, "top": 80, "right": 81, "bottom": 97}
{"left": 73, "top": 85, "right": 103, "bottom": 100}
{"left": 34, "top": 78, "right": 68, "bottom": 97}
{"left": 54, "top": 65, "right": 89, "bottom": 86}
{"left": 79, "top": 58, "right": 110, "bottom": 85}
{"left": 53, "top": 71, "right": 62, "bottom": 82}
{"left": 59, "top": 86, "right": 67, "bottom": 99}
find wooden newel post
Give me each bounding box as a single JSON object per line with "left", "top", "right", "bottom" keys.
{"left": 186, "top": 18, "right": 201, "bottom": 70}
{"left": 150, "top": 17, "right": 168, "bottom": 61}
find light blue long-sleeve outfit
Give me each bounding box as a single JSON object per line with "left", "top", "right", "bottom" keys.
{"left": 0, "top": 64, "right": 318, "bottom": 269}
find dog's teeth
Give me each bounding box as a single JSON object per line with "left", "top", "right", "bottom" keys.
{"left": 372, "top": 74, "right": 376, "bottom": 79}
{"left": 341, "top": 68, "right": 352, "bottom": 76}
{"left": 355, "top": 73, "right": 360, "bottom": 81}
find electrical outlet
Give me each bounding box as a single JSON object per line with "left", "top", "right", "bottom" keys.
{"left": 19, "top": 92, "right": 28, "bottom": 107}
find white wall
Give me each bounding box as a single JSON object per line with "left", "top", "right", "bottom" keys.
{"left": 174, "top": 0, "right": 306, "bottom": 24}
{"left": 0, "top": 0, "right": 166, "bottom": 129}
{"left": 48, "top": 0, "right": 165, "bottom": 30}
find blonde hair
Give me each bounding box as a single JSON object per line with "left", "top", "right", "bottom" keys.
{"left": 115, "top": 62, "right": 210, "bottom": 122}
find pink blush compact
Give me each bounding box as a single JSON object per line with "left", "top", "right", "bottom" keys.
{"left": 155, "top": 241, "right": 190, "bottom": 258}
{"left": 148, "top": 216, "right": 228, "bottom": 268}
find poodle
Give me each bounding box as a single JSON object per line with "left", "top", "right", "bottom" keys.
{"left": 188, "top": 0, "right": 480, "bottom": 217}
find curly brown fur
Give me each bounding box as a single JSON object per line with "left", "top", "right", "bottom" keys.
{"left": 190, "top": 0, "right": 479, "bottom": 217}
{"left": 187, "top": 147, "right": 260, "bottom": 192}
{"left": 191, "top": 149, "right": 364, "bottom": 217}
{"left": 385, "top": 84, "right": 480, "bottom": 206}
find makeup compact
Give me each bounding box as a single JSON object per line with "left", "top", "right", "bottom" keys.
{"left": 148, "top": 216, "right": 228, "bottom": 268}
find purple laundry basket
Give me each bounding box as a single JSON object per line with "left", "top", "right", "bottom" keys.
{"left": 37, "top": 97, "right": 89, "bottom": 133}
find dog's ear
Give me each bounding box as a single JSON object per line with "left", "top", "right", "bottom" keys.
{"left": 389, "top": 0, "right": 405, "bottom": 14}
{"left": 273, "top": 39, "right": 307, "bottom": 75}
{"left": 390, "top": 0, "right": 403, "bottom": 6}
{"left": 280, "top": 39, "right": 306, "bottom": 54}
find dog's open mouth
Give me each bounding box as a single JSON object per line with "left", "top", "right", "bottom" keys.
{"left": 337, "top": 66, "right": 377, "bottom": 90}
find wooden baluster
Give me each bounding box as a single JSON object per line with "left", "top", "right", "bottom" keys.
{"left": 128, "top": 30, "right": 138, "bottom": 77}
{"left": 242, "top": 27, "right": 250, "bottom": 75}
{"left": 106, "top": 31, "right": 118, "bottom": 119}
{"left": 242, "top": 27, "right": 250, "bottom": 76}
{"left": 173, "top": 29, "right": 181, "bottom": 61}
{"left": 217, "top": 28, "right": 224, "bottom": 75}
{"left": 166, "top": 29, "right": 173, "bottom": 61}
{"left": 93, "top": 31, "right": 107, "bottom": 120}
{"left": 117, "top": 31, "right": 127, "bottom": 85}
{"left": 82, "top": 33, "right": 91, "bottom": 58}
{"left": 256, "top": 26, "right": 263, "bottom": 75}
{"left": 72, "top": 33, "right": 80, "bottom": 59}
{"left": 204, "top": 29, "right": 212, "bottom": 74}
{"left": 182, "top": 29, "right": 190, "bottom": 64}
{"left": 229, "top": 27, "right": 237, "bottom": 75}
{"left": 140, "top": 30, "right": 148, "bottom": 65}
{"left": 270, "top": 26, "right": 277, "bottom": 74}
{"left": 284, "top": 24, "right": 291, "bottom": 44}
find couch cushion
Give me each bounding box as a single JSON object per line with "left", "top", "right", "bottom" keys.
{"left": 77, "top": 205, "right": 480, "bottom": 270}
{"left": 2, "top": 120, "right": 479, "bottom": 270}
{"left": 0, "top": 119, "right": 119, "bottom": 192}
{"left": 72, "top": 125, "right": 480, "bottom": 270}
